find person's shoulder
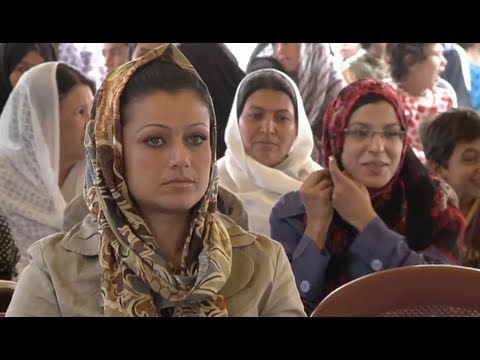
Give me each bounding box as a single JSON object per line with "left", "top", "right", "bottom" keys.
{"left": 28, "top": 213, "right": 99, "bottom": 265}
{"left": 218, "top": 212, "right": 281, "bottom": 254}
{"left": 271, "top": 190, "right": 304, "bottom": 219}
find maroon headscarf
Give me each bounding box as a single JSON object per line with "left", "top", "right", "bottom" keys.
{"left": 320, "top": 79, "right": 465, "bottom": 295}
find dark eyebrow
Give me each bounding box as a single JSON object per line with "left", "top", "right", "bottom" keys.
{"left": 349, "top": 121, "right": 400, "bottom": 128}
{"left": 275, "top": 109, "right": 294, "bottom": 114}
{"left": 136, "top": 122, "right": 209, "bottom": 134}
{"left": 246, "top": 105, "right": 265, "bottom": 112}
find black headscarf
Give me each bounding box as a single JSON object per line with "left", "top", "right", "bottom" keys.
{"left": 177, "top": 43, "right": 245, "bottom": 158}
{"left": 0, "top": 43, "right": 57, "bottom": 114}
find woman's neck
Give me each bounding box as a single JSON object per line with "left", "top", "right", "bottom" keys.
{"left": 142, "top": 209, "right": 192, "bottom": 264}
{"left": 398, "top": 78, "right": 431, "bottom": 98}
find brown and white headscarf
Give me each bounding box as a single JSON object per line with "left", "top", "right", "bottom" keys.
{"left": 84, "top": 44, "right": 232, "bottom": 317}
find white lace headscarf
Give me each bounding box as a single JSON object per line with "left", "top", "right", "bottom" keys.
{"left": 0, "top": 61, "right": 68, "bottom": 272}
{"left": 218, "top": 69, "right": 321, "bottom": 235}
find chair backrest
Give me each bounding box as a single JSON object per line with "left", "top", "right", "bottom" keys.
{"left": 311, "top": 265, "right": 480, "bottom": 317}
{"left": 0, "top": 280, "right": 16, "bottom": 316}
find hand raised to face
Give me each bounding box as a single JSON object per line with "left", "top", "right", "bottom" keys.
{"left": 300, "top": 168, "right": 333, "bottom": 249}
{"left": 328, "top": 156, "right": 378, "bottom": 232}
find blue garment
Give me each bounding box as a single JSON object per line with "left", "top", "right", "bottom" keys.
{"left": 269, "top": 190, "right": 454, "bottom": 306}
{"left": 471, "top": 63, "right": 480, "bottom": 111}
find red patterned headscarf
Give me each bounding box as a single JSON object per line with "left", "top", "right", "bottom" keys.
{"left": 320, "top": 79, "right": 465, "bottom": 295}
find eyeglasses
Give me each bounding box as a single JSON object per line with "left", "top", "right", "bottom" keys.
{"left": 343, "top": 128, "right": 405, "bottom": 142}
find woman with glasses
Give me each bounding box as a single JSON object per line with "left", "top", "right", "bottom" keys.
{"left": 269, "top": 79, "right": 466, "bottom": 314}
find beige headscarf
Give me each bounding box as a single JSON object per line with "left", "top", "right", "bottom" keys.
{"left": 84, "top": 44, "right": 232, "bottom": 317}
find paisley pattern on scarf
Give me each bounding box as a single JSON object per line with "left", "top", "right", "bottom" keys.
{"left": 84, "top": 44, "right": 232, "bottom": 317}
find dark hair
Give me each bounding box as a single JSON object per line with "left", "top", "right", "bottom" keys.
{"left": 56, "top": 62, "right": 96, "bottom": 102}
{"left": 0, "top": 43, "right": 58, "bottom": 114}
{"left": 120, "top": 58, "right": 213, "bottom": 127}
{"left": 386, "top": 43, "right": 431, "bottom": 82}
{"left": 246, "top": 56, "right": 285, "bottom": 74}
{"left": 349, "top": 93, "right": 399, "bottom": 126}
{"left": 458, "top": 43, "right": 475, "bottom": 50}
{"left": 421, "top": 108, "right": 480, "bottom": 168}
{"left": 236, "top": 69, "right": 298, "bottom": 121}
{"left": 360, "top": 43, "right": 372, "bottom": 50}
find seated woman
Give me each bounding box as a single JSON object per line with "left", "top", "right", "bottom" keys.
{"left": 218, "top": 69, "right": 321, "bottom": 236}
{"left": 269, "top": 79, "right": 466, "bottom": 313}
{"left": 0, "top": 62, "right": 95, "bottom": 273}
{"left": 0, "top": 216, "right": 19, "bottom": 280}
{"left": 385, "top": 43, "right": 456, "bottom": 158}
{"left": 6, "top": 44, "right": 305, "bottom": 317}
{"left": 0, "top": 43, "right": 57, "bottom": 115}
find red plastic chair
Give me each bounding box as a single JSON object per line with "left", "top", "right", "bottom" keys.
{"left": 311, "top": 265, "right": 480, "bottom": 317}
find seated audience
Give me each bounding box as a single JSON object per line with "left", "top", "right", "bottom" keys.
{"left": 6, "top": 44, "right": 305, "bottom": 317}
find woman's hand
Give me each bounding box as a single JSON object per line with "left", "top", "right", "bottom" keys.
{"left": 300, "top": 169, "right": 334, "bottom": 249}
{"left": 328, "top": 156, "right": 378, "bottom": 232}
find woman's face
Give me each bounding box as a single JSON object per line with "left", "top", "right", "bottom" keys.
{"left": 238, "top": 88, "right": 297, "bottom": 167}
{"left": 341, "top": 100, "right": 404, "bottom": 189}
{"left": 9, "top": 50, "right": 46, "bottom": 88}
{"left": 272, "top": 43, "right": 302, "bottom": 73}
{"left": 102, "top": 43, "right": 129, "bottom": 73}
{"left": 59, "top": 84, "right": 94, "bottom": 165}
{"left": 122, "top": 89, "right": 211, "bottom": 214}
{"left": 408, "top": 43, "right": 447, "bottom": 91}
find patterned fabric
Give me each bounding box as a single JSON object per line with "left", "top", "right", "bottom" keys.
{"left": 84, "top": 44, "right": 232, "bottom": 317}
{"left": 0, "top": 216, "right": 18, "bottom": 279}
{"left": 470, "top": 63, "right": 480, "bottom": 111}
{"left": 386, "top": 81, "right": 455, "bottom": 152}
{"left": 0, "top": 62, "right": 72, "bottom": 273}
{"left": 463, "top": 198, "right": 480, "bottom": 267}
{"left": 321, "top": 78, "right": 466, "bottom": 294}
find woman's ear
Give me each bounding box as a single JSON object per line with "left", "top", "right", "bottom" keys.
{"left": 404, "top": 53, "right": 417, "bottom": 69}
{"left": 426, "top": 160, "right": 446, "bottom": 178}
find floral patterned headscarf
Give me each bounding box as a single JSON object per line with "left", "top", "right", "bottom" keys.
{"left": 320, "top": 78, "right": 465, "bottom": 295}
{"left": 84, "top": 44, "right": 232, "bottom": 317}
